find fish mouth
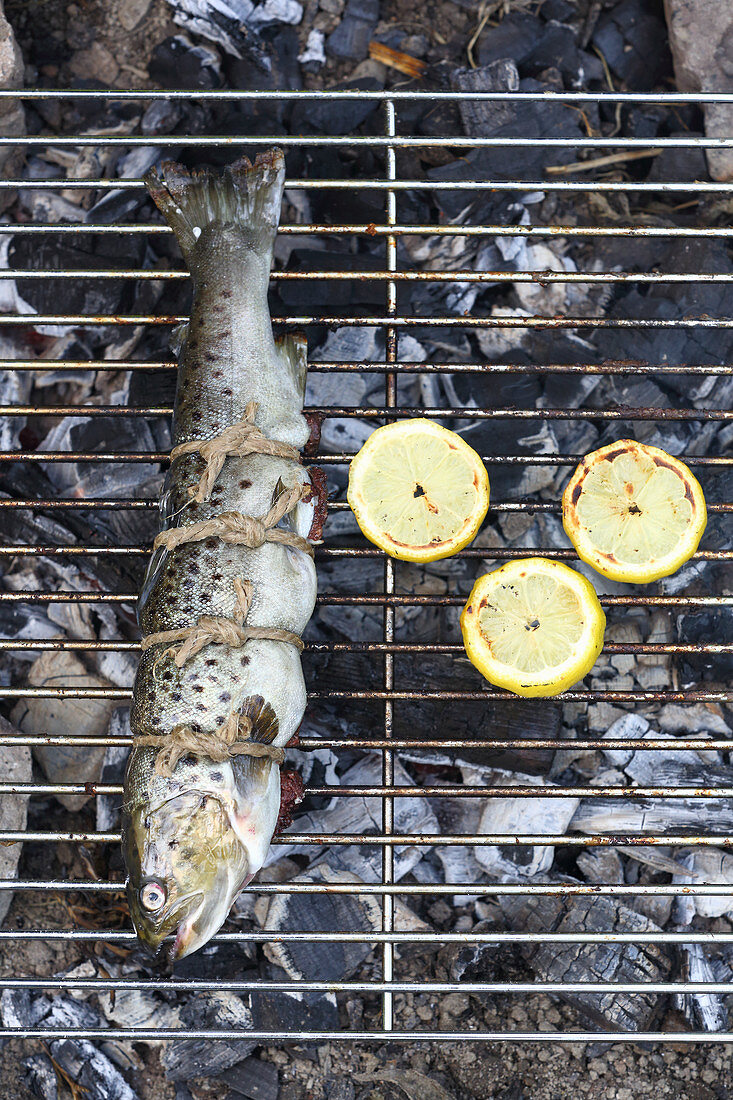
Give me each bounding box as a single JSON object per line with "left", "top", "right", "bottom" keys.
{"left": 169, "top": 895, "right": 208, "bottom": 962}
{"left": 133, "top": 891, "right": 205, "bottom": 959}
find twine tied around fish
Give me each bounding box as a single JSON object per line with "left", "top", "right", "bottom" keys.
{"left": 153, "top": 481, "right": 314, "bottom": 559}
{"left": 170, "top": 400, "right": 300, "bottom": 504}
{"left": 134, "top": 710, "right": 285, "bottom": 778}
{"left": 141, "top": 576, "right": 303, "bottom": 669}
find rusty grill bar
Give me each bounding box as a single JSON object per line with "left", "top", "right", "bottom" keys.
{"left": 0, "top": 88, "right": 731, "bottom": 1048}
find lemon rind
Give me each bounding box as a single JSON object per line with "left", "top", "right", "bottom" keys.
{"left": 561, "top": 440, "right": 707, "bottom": 584}
{"left": 348, "top": 419, "right": 490, "bottom": 563}
{"left": 460, "top": 558, "right": 606, "bottom": 698}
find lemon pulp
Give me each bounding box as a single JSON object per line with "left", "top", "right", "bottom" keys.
{"left": 563, "top": 441, "right": 706, "bottom": 583}
{"left": 348, "top": 420, "right": 489, "bottom": 562}
{"left": 461, "top": 558, "right": 605, "bottom": 698}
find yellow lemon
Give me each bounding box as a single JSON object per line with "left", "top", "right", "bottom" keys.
{"left": 562, "top": 440, "right": 707, "bottom": 584}
{"left": 461, "top": 557, "right": 605, "bottom": 698}
{"left": 347, "top": 419, "right": 490, "bottom": 562}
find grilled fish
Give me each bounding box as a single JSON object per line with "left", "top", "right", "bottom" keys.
{"left": 122, "top": 150, "right": 317, "bottom": 960}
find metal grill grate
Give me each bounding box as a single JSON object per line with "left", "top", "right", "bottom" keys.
{"left": 0, "top": 88, "right": 732, "bottom": 1048}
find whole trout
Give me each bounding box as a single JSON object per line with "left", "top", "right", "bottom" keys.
{"left": 122, "top": 151, "right": 317, "bottom": 960}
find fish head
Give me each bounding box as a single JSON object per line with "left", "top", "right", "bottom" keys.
{"left": 122, "top": 758, "right": 251, "bottom": 960}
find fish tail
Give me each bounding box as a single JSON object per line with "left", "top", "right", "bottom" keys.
{"left": 144, "top": 149, "right": 286, "bottom": 262}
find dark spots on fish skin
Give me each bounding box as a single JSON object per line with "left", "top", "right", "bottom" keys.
{"left": 212, "top": 572, "right": 223, "bottom": 581}
{"left": 172, "top": 692, "right": 182, "bottom": 703}
{"left": 144, "top": 816, "right": 151, "bottom": 829}
{"left": 217, "top": 331, "right": 231, "bottom": 340}
{"left": 200, "top": 593, "right": 210, "bottom": 602}
{"left": 196, "top": 703, "right": 206, "bottom": 712}
{"left": 211, "top": 771, "right": 223, "bottom": 782}
{"left": 213, "top": 305, "right": 225, "bottom": 313}
{"left": 219, "top": 691, "right": 231, "bottom": 702}
{"left": 213, "top": 370, "right": 223, "bottom": 378}
{"left": 240, "top": 655, "right": 250, "bottom": 667}
{"left": 221, "top": 289, "right": 232, "bottom": 298}
{"left": 206, "top": 354, "right": 220, "bottom": 362}
{"left": 206, "top": 658, "right": 218, "bottom": 667}
{"left": 216, "top": 715, "right": 226, "bottom": 725}
{"left": 206, "top": 538, "right": 218, "bottom": 549}
{"left": 223, "top": 387, "right": 233, "bottom": 396}
{"left": 192, "top": 685, "right": 204, "bottom": 693}
{"left": 190, "top": 723, "right": 201, "bottom": 733}
{"left": 168, "top": 839, "right": 179, "bottom": 849}
{"left": 239, "top": 480, "right": 251, "bottom": 490}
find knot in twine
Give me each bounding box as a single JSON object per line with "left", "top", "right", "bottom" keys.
{"left": 171, "top": 400, "right": 300, "bottom": 504}
{"left": 153, "top": 482, "right": 314, "bottom": 558}
{"left": 134, "top": 711, "right": 285, "bottom": 778}
{"left": 141, "top": 576, "right": 303, "bottom": 668}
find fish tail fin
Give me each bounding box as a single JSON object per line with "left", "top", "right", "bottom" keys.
{"left": 144, "top": 149, "right": 286, "bottom": 263}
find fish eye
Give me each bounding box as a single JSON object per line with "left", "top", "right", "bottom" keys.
{"left": 140, "top": 881, "right": 167, "bottom": 912}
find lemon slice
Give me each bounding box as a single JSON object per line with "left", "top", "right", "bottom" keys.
{"left": 461, "top": 558, "right": 605, "bottom": 697}
{"left": 347, "top": 419, "right": 490, "bottom": 562}
{"left": 562, "top": 440, "right": 707, "bottom": 584}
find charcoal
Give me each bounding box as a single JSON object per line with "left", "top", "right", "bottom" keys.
{"left": 308, "top": 649, "right": 562, "bottom": 773}
{"left": 594, "top": 239, "right": 733, "bottom": 372}
{"left": 673, "top": 848, "right": 733, "bottom": 921}
{"left": 11, "top": 650, "right": 116, "bottom": 812}
{"left": 162, "top": 993, "right": 256, "bottom": 1081}
{"left": 576, "top": 848, "right": 625, "bottom": 885}
{"left": 0, "top": 728, "right": 31, "bottom": 924}
{"left": 278, "top": 248, "right": 385, "bottom": 309}
{"left": 267, "top": 754, "right": 437, "bottom": 878}
{"left": 218, "top": 1057, "right": 279, "bottom": 1100}
{"left": 676, "top": 944, "right": 729, "bottom": 1032}
{"left": 0, "top": 989, "right": 52, "bottom": 1030}
{"left": 11, "top": 235, "right": 145, "bottom": 317}
{"left": 250, "top": 986, "right": 339, "bottom": 1033}
{"left": 48, "top": 1039, "right": 139, "bottom": 1100}
{"left": 648, "top": 131, "right": 709, "bottom": 184}
{"left": 326, "top": 0, "right": 379, "bottom": 61}
{"left": 499, "top": 894, "right": 672, "bottom": 1032}
{"left": 23, "top": 1054, "right": 59, "bottom": 1100}
{"left": 539, "top": 0, "right": 577, "bottom": 21}
{"left": 475, "top": 13, "right": 543, "bottom": 70}
{"left": 96, "top": 712, "right": 131, "bottom": 832}
{"left": 141, "top": 98, "right": 184, "bottom": 135}
{"left": 37, "top": 415, "right": 160, "bottom": 501}
{"left": 450, "top": 64, "right": 593, "bottom": 180}
{"left": 523, "top": 22, "right": 603, "bottom": 88}
{"left": 591, "top": 0, "right": 671, "bottom": 90}
{"left": 474, "top": 776, "right": 579, "bottom": 879}
{"left": 291, "top": 78, "right": 381, "bottom": 134}
{"left": 572, "top": 797, "right": 733, "bottom": 835}
{"left": 148, "top": 35, "right": 223, "bottom": 89}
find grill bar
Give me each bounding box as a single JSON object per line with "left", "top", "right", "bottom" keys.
{"left": 6, "top": 270, "right": 733, "bottom": 284}
{"left": 0, "top": 86, "right": 730, "bottom": 1054}
{"left": 1, "top": 361, "right": 731, "bottom": 376}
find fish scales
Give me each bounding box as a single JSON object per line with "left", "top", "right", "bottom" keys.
{"left": 122, "top": 150, "right": 317, "bottom": 959}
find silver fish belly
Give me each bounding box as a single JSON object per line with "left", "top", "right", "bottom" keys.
{"left": 122, "top": 150, "right": 317, "bottom": 960}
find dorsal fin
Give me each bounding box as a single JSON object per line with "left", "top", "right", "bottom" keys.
{"left": 240, "top": 695, "right": 279, "bottom": 745}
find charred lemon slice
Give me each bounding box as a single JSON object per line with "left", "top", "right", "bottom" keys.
{"left": 347, "top": 419, "right": 490, "bottom": 562}
{"left": 562, "top": 440, "right": 707, "bottom": 584}
{"left": 461, "top": 558, "right": 605, "bottom": 697}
